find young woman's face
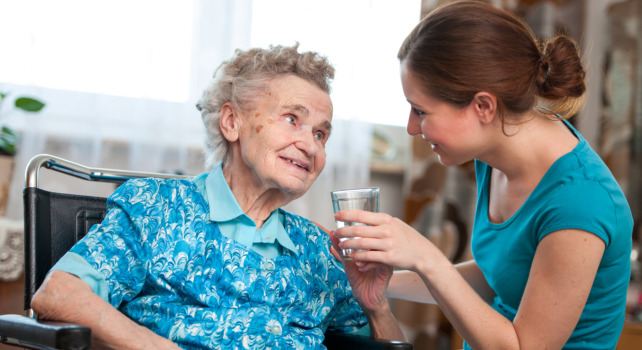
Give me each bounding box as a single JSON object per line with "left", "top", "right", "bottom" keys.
{"left": 400, "top": 62, "right": 486, "bottom": 166}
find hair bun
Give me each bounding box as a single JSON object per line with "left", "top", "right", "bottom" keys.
{"left": 536, "top": 35, "right": 586, "bottom": 101}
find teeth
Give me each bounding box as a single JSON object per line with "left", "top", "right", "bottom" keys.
{"left": 284, "top": 158, "right": 306, "bottom": 169}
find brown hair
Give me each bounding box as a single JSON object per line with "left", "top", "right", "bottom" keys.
{"left": 398, "top": 1, "right": 586, "bottom": 130}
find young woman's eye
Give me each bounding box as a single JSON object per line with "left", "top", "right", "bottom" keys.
{"left": 412, "top": 107, "right": 425, "bottom": 117}
{"left": 285, "top": 116, "right": 296, "bottom": 124}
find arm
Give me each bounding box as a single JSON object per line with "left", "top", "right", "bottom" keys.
{"left": 316, "top": 221, "right": 406, "bottom": 342}
{"left": 32, "top": 271, "right": 181, "bottom": 350}
{"left": 335, "top": 211, "right": 605, "bottom": 350}
{"left": 386, "top": 260, "right": 496, "bottom": 304}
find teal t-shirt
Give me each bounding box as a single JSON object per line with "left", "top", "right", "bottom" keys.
{"left": 466, "top": 120, "right": 632, "bottom": 350}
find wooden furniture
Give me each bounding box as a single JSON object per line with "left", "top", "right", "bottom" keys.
{"left": 616, "top": 321, "right": 642, "bottom": 350}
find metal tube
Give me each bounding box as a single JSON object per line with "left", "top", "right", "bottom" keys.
{"left": 25, "top": 154, "right": 191, "bottom": 189}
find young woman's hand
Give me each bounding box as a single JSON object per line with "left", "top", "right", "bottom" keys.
{"left": 333, "top": 210, "right": 449, "bottom": 274}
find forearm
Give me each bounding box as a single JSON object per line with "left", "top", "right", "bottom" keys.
{"left": 417, "top": 259, "right": 519, "bottom": 350}
{"left": 363, "top": 302, "right": 407, "bottom": 342}
{"left": 387, "top": 260, "right": 496, "bottom": 304}
{"left": 32, "top": 271, "right": 178, "bottom": 350}
{"left": 386, "top": 270, "right": 435, "bottom": 303}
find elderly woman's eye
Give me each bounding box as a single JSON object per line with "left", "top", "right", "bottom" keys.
{"left": 285, "top": 116, "right": 296, "bottom": 124}
{"left": 314, "top": 132, "right": 324, "bottom": 141}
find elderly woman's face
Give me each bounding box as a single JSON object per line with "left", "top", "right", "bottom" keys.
{"left": 237, "top": 75, "right": 333, "bottom": 196}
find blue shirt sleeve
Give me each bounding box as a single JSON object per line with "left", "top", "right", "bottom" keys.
{"left": 69, "top": 179, "right": 157, "bottom": 308}
{"left": 535, "top": 179, "right": 616, "bottom": 246}
{"left": 49, "top": 251, "right": 111, "bottom": 303}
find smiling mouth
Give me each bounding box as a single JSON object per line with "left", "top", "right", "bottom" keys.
{"left": 280, "top": 157, "right": 309, "bottom": 171}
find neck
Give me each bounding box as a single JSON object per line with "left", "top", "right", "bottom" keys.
{"left": 222, "top": 152, "right": 292, "bottom": 228}
{"left": 476, "top": 112, "right": 578, "bottom": 183}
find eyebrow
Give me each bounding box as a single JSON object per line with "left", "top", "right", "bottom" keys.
{"left": 283, "top": 104, "right": 309, "bottom": 115}
{"left": 320, "top": 120, "right": 333, "bottom": 136}
{"left": 282, "top": 103, "right": 332, "bottom": 135}
{"left": 406, "top": 99, "right": 420, "bottom": 108}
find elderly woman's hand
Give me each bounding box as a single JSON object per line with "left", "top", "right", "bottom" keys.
{"left": 315, "top": 222, "right": 393, "bottom": 313}
{"left": 333, "top": 210, "right": 449, "bottom": 275}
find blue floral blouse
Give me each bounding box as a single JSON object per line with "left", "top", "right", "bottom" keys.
{"left": 67, "top": 177, "right": 366, "bottom": 349}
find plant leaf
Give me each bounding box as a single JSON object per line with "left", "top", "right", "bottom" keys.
{"left": 1, "top": 126, "right": 19, "bottom": 138}
{"left": 0, "top": 136, "right": 16, "bottom": 155}
{"left": 15, "top": 97, "right": 45, "bottom": 112}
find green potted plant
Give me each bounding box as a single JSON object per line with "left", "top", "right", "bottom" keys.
{"left": 0, "top": 92, "right": 46, "bottom": 216}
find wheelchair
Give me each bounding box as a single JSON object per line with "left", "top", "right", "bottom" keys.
{"left": 0, "top": 154, "right": 413, "bottom": 350}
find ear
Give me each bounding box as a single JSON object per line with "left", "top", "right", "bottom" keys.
{"left": 470, "top": 92, "right": 497, "bottom": 125}
{"left": 219, "top": 102, "right": 241, "bottom": 142}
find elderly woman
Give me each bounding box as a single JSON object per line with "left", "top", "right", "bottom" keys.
{"left": 31, "top": 45, "right": 404, "bottom": 349}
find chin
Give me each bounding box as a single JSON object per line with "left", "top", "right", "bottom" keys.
{"left": 437, "top": 154, "right": 468, "bottom": 167}
{"left": 276, "top": 177, "right": 308, "bottom": 195}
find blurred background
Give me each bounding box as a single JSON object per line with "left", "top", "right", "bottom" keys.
{"left": 0, "top": 0, "right": 641, "bottom": 349}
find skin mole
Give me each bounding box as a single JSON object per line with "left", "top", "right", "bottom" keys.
{"left": 256, "top": 125, "right": 263, "bottom": 133}
{"left": 255, "top": 112, "right": 260, "bottom": 118}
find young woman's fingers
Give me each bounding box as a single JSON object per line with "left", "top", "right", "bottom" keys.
{"left": 339, "top": 237, "right": 389, "bottom": 251}
{"left": 350, "top": 250, "right": 390, "bottom": 264}
{"left": 334, "top": 210, "right": 393, "bottom": 226}
{"left": 334, "top": 224, "right": 389, "bottom": 239}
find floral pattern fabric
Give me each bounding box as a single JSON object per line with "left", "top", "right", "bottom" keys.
{"left": 70, "top": 178, "right": 366, "bottom": 350}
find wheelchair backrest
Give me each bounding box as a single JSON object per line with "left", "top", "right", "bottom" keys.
{"left": 23, "top": 187, "right": 107, "bottom": 310}
{"left": 22, "top": 154, "right": 190, "bottom": 312}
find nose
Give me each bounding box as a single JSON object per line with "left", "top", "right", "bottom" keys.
{"left": 407, "top": 110, "right": 422, "bottom": 136}
{"left": 295, "top": 128, "right": 319, "bottom": 158}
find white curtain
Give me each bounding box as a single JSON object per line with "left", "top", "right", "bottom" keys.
{"left": 3, "top": 0, "right": 254, "bottom": 219}
{"left": 2, "top": 0, "right": 374, "bottom": 229}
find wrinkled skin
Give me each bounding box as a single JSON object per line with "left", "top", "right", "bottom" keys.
{"left": 219, "top": 75, "right": 334, "bottom": 223}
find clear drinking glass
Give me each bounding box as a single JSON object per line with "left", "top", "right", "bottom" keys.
{"left": 331, "top": 188, "right": 380, "bottom": 260}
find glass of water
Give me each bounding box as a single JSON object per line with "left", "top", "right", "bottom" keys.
{"left": 331, "top": 188, "right": 380, "bottom": 260}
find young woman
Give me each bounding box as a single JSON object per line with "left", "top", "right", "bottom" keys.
{"left": 332, "top": 2, "right": 632, "bottom": 349}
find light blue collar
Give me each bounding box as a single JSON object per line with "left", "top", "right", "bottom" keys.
{"left": 193, "top": 165, "right": 297, "bottom": 255}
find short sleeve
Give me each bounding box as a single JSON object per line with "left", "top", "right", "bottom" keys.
{"left": 536, "top": 179, "right": 616, "bottom": 246}
{"left": 70, "top": 179, "right": 160, "bottom": 308}
{"left": 49, "top": 251, "right": 111, "bottom": 303}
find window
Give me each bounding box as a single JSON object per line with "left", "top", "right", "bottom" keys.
{"left": 0, "top": 0, "right": 194, "bottom": 102}
{"left": 251, "top": 0, "right": 421, "bottom": 126}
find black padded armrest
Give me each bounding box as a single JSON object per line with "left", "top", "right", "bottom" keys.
{"left": 0, "top": 314, "right": 91, "bottom": 350}
{"left": 323, "top": 331, "right": 413, "bottom": 349}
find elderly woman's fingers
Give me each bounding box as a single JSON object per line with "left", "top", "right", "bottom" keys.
{"left": 356, "top": 261, "right": 387, "bottom": 272}
{"left": 312, "top": 221, "right": 342, "bottom": 261}
{"left": 334, "top": 210, "right": 393, "bottom": 226}
{"left": 328, "top": 231, "right": 343, "bottom": 262}
{"left": 339, "top": 237, "right": 388, "bottom": 251}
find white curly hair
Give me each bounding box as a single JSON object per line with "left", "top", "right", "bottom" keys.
{"left": 196, "top": 43, "right": 335, "bottom": 170}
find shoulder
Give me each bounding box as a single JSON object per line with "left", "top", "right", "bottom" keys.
{"left": 107, "top": 177, "right": 201, "bottom": 214}
{"left": 282, "top": 210, "right": 327, "bottom": 243}
{"left": 282, "top": 210, "right": 337, "bottom": 258}
{"left": 537, "top": 179, "right": 628, "bottom": 247}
